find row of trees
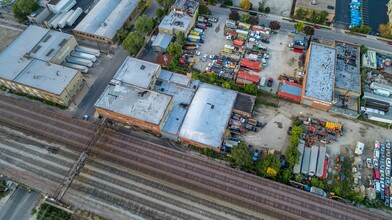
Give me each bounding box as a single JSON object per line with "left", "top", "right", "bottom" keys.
{"left": 379, "top": 22, "right": 392, "bottom": 39}
{"left": 12, "top": 0, "right": 39, "bottom": 21}
{"left": 122, "top": 15, "right": 157, "bottom": 55}
{"left": 228, "top": 10, "right": 281, "bottom": 31}
{"left": 294, "top": 8, "right": 329, "bottom": 25}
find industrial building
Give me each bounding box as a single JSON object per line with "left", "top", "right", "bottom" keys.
{"left": 95, "top": 82, "right": 174, "bottom": 134}
{"left": 232, "top": 93, "right": 256, "bottom": 118}
{"left": 301, "top": 43, "right": 336, "bottom": 110}
{"left": 95, "top": 57, "right": 241, "bottom": 150}
{"left": 236, "top": 71, "right": 260, "bottom": 85}
{"left": 158, "top": 0, "right": 198, "bottom": 36}
{"left": 152, "top": 33, "right": 173, "bottom": 53}
{"left": 73, "top": 0, "right": 140, "bottom": 44}
{"left": 278, "top": 80, "right": 303, "bottom": 103}
{"left": 295, "top": 0, "right": 336, "bottom": 22}
{"left": 0, "top": 26, "right": 83, "bottom": 107}
{"left": 28, "top": 7, "right": 51, "bottom": 24}
{"left": 113, "top": 56, "right": 161, "bottom": 89}
{"left": 178, "top": 83, "right": 237, "bottom": 149}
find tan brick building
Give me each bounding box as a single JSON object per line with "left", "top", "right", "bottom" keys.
{"left": 0, "top": 25, "right": 84, "bottom": 107}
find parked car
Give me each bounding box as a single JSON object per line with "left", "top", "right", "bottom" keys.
{"left": 387, "top": 41, "right": 392, "bottom": 45}
{"left": 253, "top": 149, "right": 260, "bottom": 162}
{"left": 375, "top": 141, "right": 381, "bottom": 149}
{"left": 82, "top": 115, "right": 89, "bottom": 121}
{"left": 312, "top": 25, "right": 321, "bottom": 29}
{"left": 267, "top": 78, "right": 273, "bottom": 87}
{"left": 261, "top": 38, "right": 270, "bottom": 44}
{"left": 290, "top": 29, "right": 298, "bottom": 34}
{"left": 366, "top": 158, "right": 373, "bottom": 168}
{"left": 387, "top": 158, "right": 391, "bottom": 167}
{"left": 196, "top": 24, "right": 208, "bottom": 29}
{"left": 208, "top": 16, "right": 218, "bottom": 23}
{"left": 202, "top": 54, "right": 207, "bottom": 62}
{"left": 249, "top": 11, "right": 258, "bottom": 16}
{"left": 374, "top": 159, "right": 379, "bottom": 169}
{"left": 287, "top": 127, "right": 293, "bottom": 135}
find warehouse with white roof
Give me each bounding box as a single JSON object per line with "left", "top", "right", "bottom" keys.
{"left": 73, "top": 0, "right": 140, "bottom": 44}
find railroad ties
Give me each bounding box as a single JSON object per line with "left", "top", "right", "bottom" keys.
{"left": 0, "top": 95, "right": 388, "bottom": 220}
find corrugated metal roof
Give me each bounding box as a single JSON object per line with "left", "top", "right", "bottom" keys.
{"left": 237, "top": 71, "right": 260, "bottom": 84}
{"left": 152, "top": 33, "right": 173, "bottom": 49}
{"left": 74, "top": 0, "right": 138, "bottom": 39}
{"left": 179, "top": 83, "right": 237, "bottom": 148}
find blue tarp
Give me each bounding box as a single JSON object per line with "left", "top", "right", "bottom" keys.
{"left": 349, "top": 0, "right": 362, "bottom": 27}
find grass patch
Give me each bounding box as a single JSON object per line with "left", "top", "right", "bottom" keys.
{"left": 255, "top": 90, "right": 280, "bottom": 108}
{"left": 37, "top": 203, "right": 71, "bottom": 220}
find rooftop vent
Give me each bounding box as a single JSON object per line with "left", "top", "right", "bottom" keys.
{"left": 140, "top": 65, "right": 145, "bottom": 70}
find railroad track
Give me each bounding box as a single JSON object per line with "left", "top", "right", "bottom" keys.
{"left": 104, "top": 132, "right": 377, "bottom": 220}
{"left": 0, "top": 95, "right": 388, "bottom": 220}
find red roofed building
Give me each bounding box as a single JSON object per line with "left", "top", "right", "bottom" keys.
{"left": 240, "top": 58, "right": 262, "bottom": 72}
{"left": 155, "top": 54, "right": 174, "bottom": 67}
{"left": 278, "top": 80, "right": 303, "bottom": 102}
{"left": 236, "top": 71, "right": 260, "bottom": 85}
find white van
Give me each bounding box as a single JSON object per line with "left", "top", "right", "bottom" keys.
{"left": 375, "top": 180, "right": 380, "bottom": 192}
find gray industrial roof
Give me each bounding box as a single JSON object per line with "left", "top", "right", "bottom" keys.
{"left": 29, "top": 29, "right": 71, "bottom": 62}
{"left": 233, "top": 93, "right": 256, "bottom": 115}
{"left": 74, "top": 0, "right": 138, "bottom": 39}
{"left": 159, "top": 11, "right": 192, "bottom": 33}
{"left": 0, "top": 25, "right": 80, "bottom": 95}
{"left": 0, "top": 26, "right": 48, "bottom": 80}
{"left": 152, "top": 33, "right": 173, "bottom": 50}
{"left": 113, "top": 56, "right": 160, "bottom": 89}
{"left": 156, "top": 79, "right": 195, "bottom": 135}
{"left": 179, "top": 83, "right": 237, "bottom": 148}
{"left": 304, "top": 43, "right": 336, "bottom": 102}
{"left": 95, "top": 82, "right": 172, "bottom": 125}
{"left": 334, "top": 41, "right": 360, "bottom": 94}
{"left": 14, "top": 60, "right": 79, "bottom": 95}
{"left": 158, "top": 70, "right": 191, "bottom": 86}
{"left": 172, "top": 0, "right": 199, "bottom": 15}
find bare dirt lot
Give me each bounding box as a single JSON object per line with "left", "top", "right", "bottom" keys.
{"left": 244, "top": 100, "right": 392, "bottom": 158}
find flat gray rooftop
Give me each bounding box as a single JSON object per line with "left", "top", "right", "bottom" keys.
{"left": 159, "top": 11, "right": 192, "bottom": 33}
{"left": 304, "top": 43, "right": 336, "bottom": 102}
{"left": 29, "top": 30, "right": 72, "bottom": 62}
{"left": 156, "top": 79, "right": 195, "bottom": 135}
{"left": 14, "top": 60, "right": 79, "bottom": 95}
{"left": 95, "top": 83, "right": 172, "bottom": 125}
{"left": 158, "top": 70, "right": 191, "bottom": 86}
{"left": 179, "top": 83, "right": 237, "bottom": 148}
{"left": 0, "top": 26, "right": 48, "bottom": 81}
{"left": 74, "top": 0, "right": 138, "bottom": 39}
{"left": 152, "top": 33, "right": 173, "bottom": 50}
{"left": 113, "top": 56, "right": 160, "bottom": 89}
{"left": 172, "top": 0, "right": 199, "bottom": 15}
{"left": 334, "top": 41, "right": 360, "bottom": 94}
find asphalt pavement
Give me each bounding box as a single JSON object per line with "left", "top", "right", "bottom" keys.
{"left": 144, "top": 0, "right": 159, "bottom": 18}
{"left": 0, "top": 186, "right": 40, "bottom": 220}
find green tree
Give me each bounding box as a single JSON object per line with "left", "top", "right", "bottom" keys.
{"left": 156, "top": 0, "right": 175, "bottom": 12}
{"left": 222, "top": 82, "right": 231, "bottom": 89}
{"left": 12, "top": 0, "right": 39, "bottom": 21}
{"left": 123, "top": 31, "right": 144, "bottom": 55}
{"left": 239, "top": 0, "right": 251, "bottom": 10}
{"left": 229, "top": 10, "right": 240, "bottom": 21}
{"left": 264, "top": 7, "right": 270, "bottom": 14}
{"left": 240, "top": 14, "right": 250, "bottom": 23}
{"left": 379, "top": 22, "right": 392, "bottom": 39}
{"left": 156, "top": 8, "right": 165, "bottom": 19}
{"left": 167, "top": 42, "right": 182, "bottom": 58}
{"left": 269, "top": 21, "right": 281, "bottom": 31}
{"left": 248, "top": 16, "right": 259, "bottom": 25}
{"left": 135, "top": 15, "right": 155, "bottom": 33}
{"left": 199, "top": 1, "right": 211, "bottom": 15}
{"left": 244, "top": 83, "right": 258, "bottom": 95}
{"left": 360, "top": 45, "right": 368, "bottom": 55}
{"left": 175, "top": 32, "right": 186, "bottom": 45}
{"left": 224, "top": 0, "right": 233, "bottom": 6}
{"left": 304, "top": 26, "right": 315, "bottom": 47}
{"left": 256, "top": 154, "right": 280, "bottom": 178}
{"left": 294, "top": 22, "right": 305, "bottom": 33}
{"left": 277, "top": 168, "right": 293, "bottom": 183}
{"left": 231, "top": 143, "right": 253, "bottom": 170}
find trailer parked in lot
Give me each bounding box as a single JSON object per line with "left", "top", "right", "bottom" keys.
{"left": 316, "top": 146, "right": 326, "bottom": 177}
{"left": 66, "top": 7, "right": 83, "bottom": 27}
{"left": 187, "top": 35, "right": 204, "bottom": 43}
{"left": 293, "top": 140, "right": 305, "bottom": 174}
{"left": 66, "top": 56, "right": 93, "bottom": 67}
{"left": 61, "top": 61, "right": 88, "bottom": 73}
{"left": 74, "top": 45, "right": 100, "bottom": 57}
{"left": 58, "top": 10, "right": 74, "bottom": 29}
{"left": 70, "top": 51, "right": 97, "bottom": 62}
